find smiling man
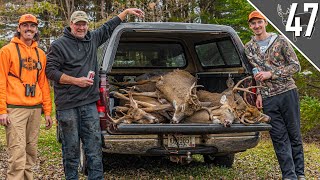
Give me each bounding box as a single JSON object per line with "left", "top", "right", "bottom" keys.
{"left": 46, "top": 8, "right": 144, "bottom": 180}
{"left": 244, "top": 11, "right": 305, "bottom": 180}
{"left": 0, "top": 14, "right": 52, "bottom": 180}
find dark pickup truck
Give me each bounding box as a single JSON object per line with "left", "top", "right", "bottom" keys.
{"left": 78, "top": 22, "right": 272, "bottom": 172}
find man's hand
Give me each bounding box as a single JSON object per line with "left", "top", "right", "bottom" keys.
{"left": 0, "top": 114, "right": 11, "bottom": 126}
{"left": 59, "top": 74, "right": 93, "bottom": 88}
{"left": 126, "top": 8, "right": 145, "bottom": 18}
{"left": 118, "top": 8, "right": 145, "bottom": 21}
{"left": 255, "top": 94, "right": 263, "bottom": 109}
{"left": 74, "top": 77, "right": 94, "bottom": 88}
{"left": 254, "top": 71, "right": 272, "bottom": 81}
{"left": 45, "top": 115, "right": 52, "bottom": 130}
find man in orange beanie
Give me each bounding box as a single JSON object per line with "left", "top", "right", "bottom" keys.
{"left": 0, "top": 13, "right": 52, "bottom": 180}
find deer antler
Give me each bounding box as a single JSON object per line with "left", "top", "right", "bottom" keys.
{"left": 233, "top": 76, "right": 263, "bottom": 94}
{"left": 107, "top": 113, "right": 128, "bottom": 124}
{"left": 277, "top": 4, "right": 284, "bottom": 17}
{"left": 239, "top": 113, "right": 251, "bottom": 126}
{"left": 111, "top": 91, "right": 156, "bottom": 108}
{"left": 188, "top": 82, "right": 202, "bottom": 106}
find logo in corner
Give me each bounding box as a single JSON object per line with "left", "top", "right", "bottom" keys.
{"left": 277, "top": 3, "right": 318, "bottom": 42}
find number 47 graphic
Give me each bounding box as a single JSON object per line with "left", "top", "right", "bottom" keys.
{"left": 277, "top": 3, "right": 318, "bottom": 41}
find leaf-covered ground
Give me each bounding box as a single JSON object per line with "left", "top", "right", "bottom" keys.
{"left": 0, "top": 123, "right": 319, "bottom": 180}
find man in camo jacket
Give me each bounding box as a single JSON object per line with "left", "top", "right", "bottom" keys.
{"left": 244, "top": 11, "right": 305, "bottom": 180}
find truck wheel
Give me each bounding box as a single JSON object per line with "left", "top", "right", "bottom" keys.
{"left": 79, "top": 141, "right": 88, "bottom": 175}
{"left": 203, "top": 153, "right": 235, "bottom": 168}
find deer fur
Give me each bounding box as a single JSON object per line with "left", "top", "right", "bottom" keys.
{"left": 156, "top": 69, "right": 202, "bottom": 123}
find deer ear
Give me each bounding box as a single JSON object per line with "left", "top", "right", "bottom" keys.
{"left": 220, "top": 95, "right": 228, "bottom": 105}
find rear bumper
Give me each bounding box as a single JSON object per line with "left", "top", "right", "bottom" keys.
{"left": 102, "top": 132, "right": 261, "bottom": 155}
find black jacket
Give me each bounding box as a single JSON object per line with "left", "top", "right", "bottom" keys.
{"left": 46, "top": 16, "right": 121, "bottom": 110}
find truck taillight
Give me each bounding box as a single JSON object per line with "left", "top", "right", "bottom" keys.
{"left": 97, "top": 75, "right": 110, "bottom": 130}
{"left": 97, "top": 87, "right": 107, "bottom": 117}
{"left": 97, "top": 104, "right": 106, "bottom": 117}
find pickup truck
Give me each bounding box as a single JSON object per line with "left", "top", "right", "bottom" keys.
{"left": 77, "top": 22, "right": 272, "bottom": 173}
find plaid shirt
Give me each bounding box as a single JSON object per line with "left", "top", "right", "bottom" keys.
{"left": 245, "top": 33, "right": 300, "bottom": 98}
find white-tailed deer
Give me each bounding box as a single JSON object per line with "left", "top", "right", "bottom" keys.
{"left": 194, "top": 76, "right": 270, "bottom": 126}
{"left": 156, "top": 70, "right": 202, "bottom": 123}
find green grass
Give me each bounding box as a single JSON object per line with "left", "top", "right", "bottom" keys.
{"left": 1, "top": 123, "right": 320, "bottom": 179}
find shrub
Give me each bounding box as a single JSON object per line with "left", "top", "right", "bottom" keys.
{"left": 0, "top": 39, "right": 9, "bottom": 48}
{"left": 300, "top": 96, "right": 320, "bottom": 134}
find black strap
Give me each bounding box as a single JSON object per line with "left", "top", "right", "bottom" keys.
{"left": 35, "top": 48, "right": 40, "bottom": 83}
{"left": 13, "top": 43, "right": 41, "bottom": 83}
{"left": 15, "top": 43, "right": 23, "bottom": 83}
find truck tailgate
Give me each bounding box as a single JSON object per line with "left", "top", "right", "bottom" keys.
{"left": 113, "top": 123, "right": 272, "bottom": 134}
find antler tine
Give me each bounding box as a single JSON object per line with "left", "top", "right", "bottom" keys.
{"left": 233, "top": 76, "right": 252, "bottom": 91}
{"left": 240, "top": 114, "right": 250, "bottom": 126}
{"left": 233, "top": 76, "right": 264, "bottom": 94}
{"left": 188, "top": 82, "right": 202, "bottom": 106}
{"left": 107, "top": 113, "right": 126, "bottom": 124}
{"left": 233, "top": 86, "right": 263, "bottom": 94}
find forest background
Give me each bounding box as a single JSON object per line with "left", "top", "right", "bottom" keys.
{"left": 0, "top": 0, "right": 319, "bottom": 135}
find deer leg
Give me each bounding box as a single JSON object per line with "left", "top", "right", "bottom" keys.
{"left": 114, "top": 106, "right": 129, "bottom": 114}
{"left": 120, "top": 89, "right": 159, "bottom": 98}
{"left": 112, "top": 91, "right": 156, "bottom": 107}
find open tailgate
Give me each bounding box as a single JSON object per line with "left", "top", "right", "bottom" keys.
{"left": 112, "top": 123, "right": 272, "bottom": 134}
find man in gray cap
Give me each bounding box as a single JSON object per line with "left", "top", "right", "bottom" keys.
{"left": 46, "top": 8, "right": 144, "bottom": 180}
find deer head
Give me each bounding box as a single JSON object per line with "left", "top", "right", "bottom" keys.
{"left": 277, "top": 4, "right": 290, "bottom": 25}
{"left": 171, "top": 82, "right": 202, "bottom": 123}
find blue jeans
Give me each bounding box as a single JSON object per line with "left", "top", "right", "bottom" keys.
{"left": 57, "top": 102, "right": 103, "bottom": 180}
{"left": 263, "top": 89, "right": 304, "bottom": 180}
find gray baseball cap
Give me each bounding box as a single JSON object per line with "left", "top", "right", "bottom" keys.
{"left": 70, "top": 11, "right": 89, "bottom": 23}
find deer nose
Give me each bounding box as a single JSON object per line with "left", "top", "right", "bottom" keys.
{"left": 171, "top": 117, "right": 179, "bottom": 124}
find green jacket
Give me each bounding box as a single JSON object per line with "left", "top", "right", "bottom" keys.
{"left": 245, "top": 33, "right": 300, "bottom": 98}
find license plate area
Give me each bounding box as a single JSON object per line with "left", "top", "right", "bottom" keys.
{"left": 167, "top": 134, "right": 195, "bottom": 148}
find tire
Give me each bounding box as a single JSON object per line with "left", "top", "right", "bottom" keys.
{"left": 79, "top": 141, "right": 88, "bottom": 175}
{"left": 203, "top": 153, "right": 235, "bottom": 168}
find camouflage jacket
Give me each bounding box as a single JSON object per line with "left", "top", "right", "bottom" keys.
{"left": 244, "top": 33, "right": 300, "bottom": 98}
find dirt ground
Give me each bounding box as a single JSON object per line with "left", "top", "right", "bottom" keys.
{"left": 0, "top": 131, "right": 319, "bottom": 180}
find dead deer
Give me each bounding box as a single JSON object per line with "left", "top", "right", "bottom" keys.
{"left": 195, "top": 76, "right": 270, "bottom": 126}
{"left": 184, "top": 95, "right": 237, "bottom": 127}
{"left": 110, "top": 89, "right": 173, "bottom": 124}
{"left": 239, "top": 91, "right": 271, "bottom": 125}
{"left": 108, "top": 89, "right": 159, "bottom": 124}
{"left": 227, "top": 76, "right": 270, "bottom": 125}
{"left": 156, "top": 69, "right": 202, "bottom": 123}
